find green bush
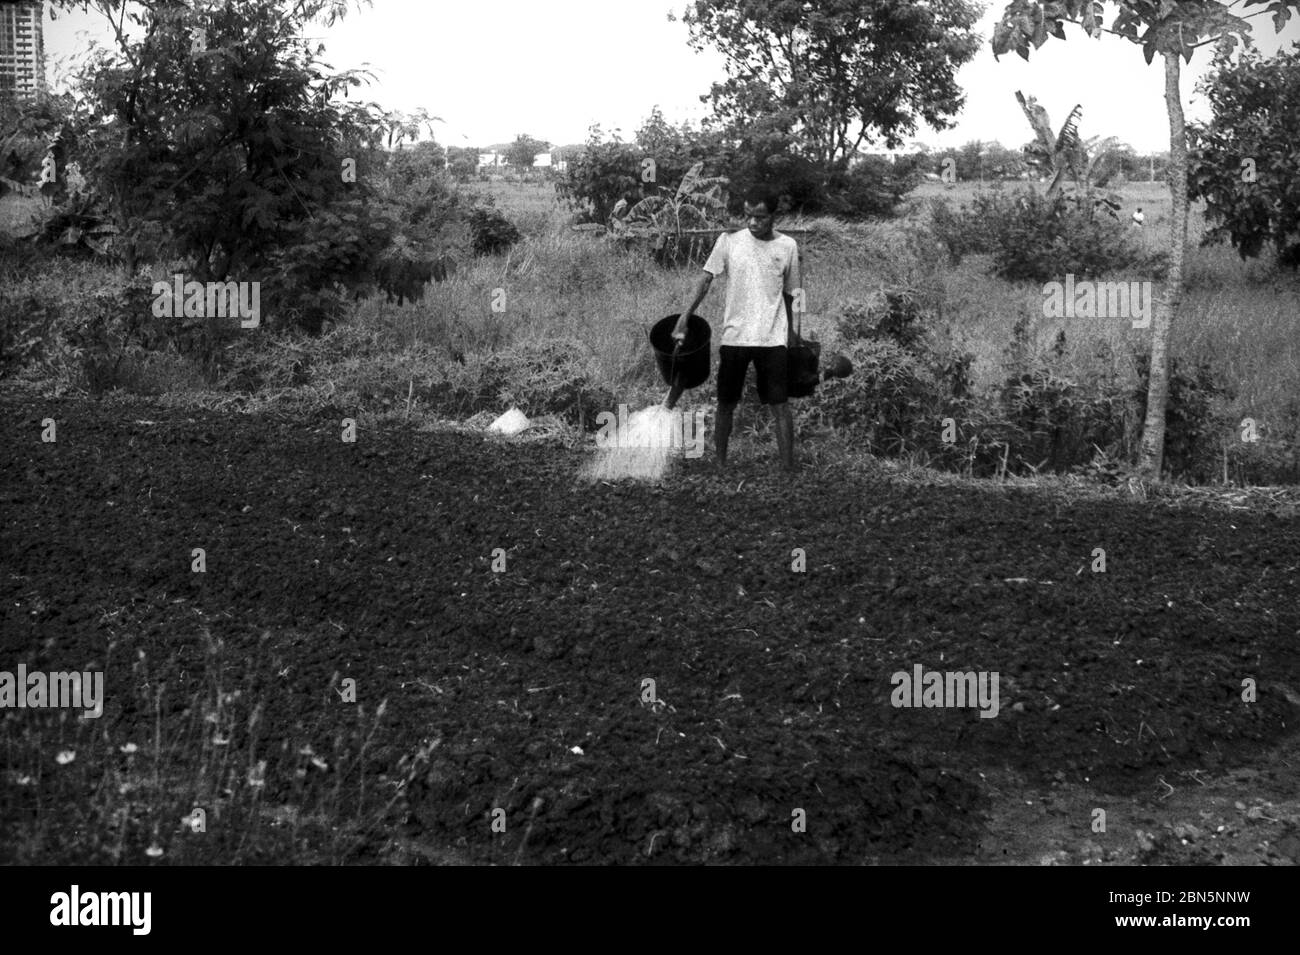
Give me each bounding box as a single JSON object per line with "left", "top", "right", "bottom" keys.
{"left": 822, "top": 156, "right": 925, "bottom": 220}
{"left": 1223, "top": 433, "right": 1300, "bottom": 485}
{"left": 1132, "top": 352, "right": 1234, "bottom": 482}
{"left": 925, "top": 197, "right": 980, "bottom": 266}
{"left": 0, "top": 290, "right": 59, "bottom": 378}
{"left": 808, "top": 293, "right": 970, "bottom": 459}
{"left": 360, "top": 337, "right": 613, "bottom": 428}
{"left": 475, "top": 338, "right": 614, "bottom": 427}
{"left": 928, "top": 189, "right": 1166, "bottom": 282}
{"left": 810, "top": 336, "right": 946, "bottom": 455}
{"left": 0, "top": 266, "right": 246, "bottom": 393}
{"left": 468, "top": 205, "right": 522, "bottom": 255}
{"left": 21, "top": 191, "right": 119, "bottom": 258}
{"left": 554, "top": 136, "right": 645, "bottom": 225}
{"left": 809, "top": 292, "right": 1156, "bottom": 480}
{"left": 836, "top": 289, "right": 932, "bottom": 352}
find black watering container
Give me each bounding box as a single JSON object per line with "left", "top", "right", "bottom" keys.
{"left": 787, "top": 334, "right": 822, "bottom": 399}
{"left": 650, "top": 314, "right": 712, "bottom": 390}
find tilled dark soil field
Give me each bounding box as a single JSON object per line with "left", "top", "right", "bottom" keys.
{"left": 2, "top": 394, "right": 1299, "bottom": 864}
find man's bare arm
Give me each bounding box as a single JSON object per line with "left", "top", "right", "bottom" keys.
{"left": 673, "top": 271, "right": 713, "bottom": 340}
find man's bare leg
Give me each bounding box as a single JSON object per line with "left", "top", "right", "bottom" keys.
{"left": 715, "top": 400, "right": 736, "bottom": 468}
{"left": 772, "top": 401, "right": 795, "bottom": 470}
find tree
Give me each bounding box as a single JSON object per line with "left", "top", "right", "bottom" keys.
{"left": 54, "top": 0, "right": 386, "bottom": 274}
{"left": 554, "top": 125, "right": 643, "bottom": 224}
{"left": 959, "top": 139, "right": 987, "bottom": 181}
{"left": 1188, "top": 43, "right": 1300, "bottom": 268}
{"left": 0, "top": 91, "right": 77, "bottom": 196}
{"left": 678, "top": 0, "right": 982, "bottom": 171}
{"left": 992, "top": 0, "right": 1300, "bottom": 480}
{"left": 48, "top": 0, "right": 433, "bottom": 334}
{"left": 446, "top": 145, "right": 478, "bottom": 183}
{"left": 984, "top": 141, "right": 1031, "bottom": 179}
{"left": 932, "top": 141, "right": 1026, "bottom": 182}
{"left": 386, "top": 139, "right": 447, "bottom": 190}
{"left": 1101, "top": 141, "right": 1139, "bottom": 183}
{"left": 371, "top": 107, "right": 442, "bottom": 151}
{"left": 634, "top": 105, "right": 723, "bottom": 190}
{"left": 504, "top": 133, "right": 549, "bottom": 176}
{"left": 1121, "top": 150, "right": 1169, "bottom": 182}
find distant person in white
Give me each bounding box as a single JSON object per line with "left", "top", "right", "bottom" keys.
{"left": 1132, "top": 207, "right": 1145, "bottom": 228}
{"left": 673, "top": 189, "right": 802, "bottom": 471}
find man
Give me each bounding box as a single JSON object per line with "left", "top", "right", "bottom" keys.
{"left": 1131, "top": 206, "right": 1145, "bottom": 228}
{"left": 672, "top": 189, "right": 801, "bottom": 471}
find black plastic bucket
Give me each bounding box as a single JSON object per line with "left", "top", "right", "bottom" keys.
{"left": 787, "top": 336, "right": 822, "bottom": 399}
{"left": 650, "top": 314, "right": 711, "bottom": 390}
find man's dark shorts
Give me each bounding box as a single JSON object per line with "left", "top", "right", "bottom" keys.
{"left": 718, "top": 345, "right": 788, "bottom": 405}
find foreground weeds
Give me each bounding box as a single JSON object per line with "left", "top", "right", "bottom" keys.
{"left": 1, "top": 615, "right": 409, "bottom": 865}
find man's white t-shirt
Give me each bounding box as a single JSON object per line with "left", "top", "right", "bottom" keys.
{"left": 702, "top": 229, "right": 801, "bottom": 347}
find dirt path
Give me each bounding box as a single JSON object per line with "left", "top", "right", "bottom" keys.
{"left": 935, "top": 725, "right": 1300, "bottom": 865}
{"left": 2, "top": 393, "right": 1298, "bottom": 864}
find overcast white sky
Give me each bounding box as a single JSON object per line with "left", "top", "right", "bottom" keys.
{"left": 42, "top": 0, "right": 1300, "bottom": 153}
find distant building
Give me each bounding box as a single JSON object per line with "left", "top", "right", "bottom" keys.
{"left": 478, "top": 151, "right": 566, "bottom": 172}
{"left": 0, "top": 1, "right": 46, "bottom": 99}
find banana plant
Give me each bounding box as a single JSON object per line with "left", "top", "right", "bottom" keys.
{"left": 15, "top": 189, "right": 120, "bottom": 256}
{"left": 1017, "top": 91, "right": 1084, "bottom": 197}
{"left": 609, "top": 162, "right": 729, "bottom": 241}
{"left": 1016, "top": 91, "right": 1123, "bottom": 214}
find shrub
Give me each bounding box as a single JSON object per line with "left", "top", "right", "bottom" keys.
{"left": 999, "top": 366, "right": 1088, "bottom": 473}
{"left": 811, "top": 337, "right": 932, "bottom": 449}
{"left": 554, "top": 136, "right": 645, "bottom": 225}
{"left": 19, "top": 191, "right": 119, "bottom": 258}
{"left": 925, "top": 197, "right": 981, "bottom": 266}
{"left": 822, "top": 155, "right": 925, "bottom": 220}
{"left": 387, "top": 337, "right": 614, "bottom": 428}
{"left": 0, "top": 290, "right": 59, "bottom": 378}
{"left": 996, "top": 319, "right": 1139, "bottom": 476}
{"left": 809, "top": 293, "right": 971, "bottom": 459}
{"left": 837, "top": 289, "right": 932, "bottom": 352}
{"left": 1132, "top": 352, "right": 1233, "bottom": 482}
{"left": 930, "top": 188, "right": 1165, "bottom": 282}
{"left": 814, "top": 291, "right": 1155, "bottom": 479}
{"left": 0, "top": 267, "right": 257, "bottom": 393}
{"left": 475, "top": 337, "right": 614, "bottom": 428}
{"left": 468, "top": 205, "right": 522, "bottom": 255}
{"left": 1223, "top": 433, "right": 1300, "bottom": 485}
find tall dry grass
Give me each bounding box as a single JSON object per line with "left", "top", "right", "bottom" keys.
{"left": 267, "top": 179, "right": 1300, "bottom": 457}
{"left": 5, "top": 179, "right": 1297, "bottom": 462}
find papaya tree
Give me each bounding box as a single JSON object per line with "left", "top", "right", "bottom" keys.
{"left": 993, "top": 0, "right": 1300, "bottom": 480}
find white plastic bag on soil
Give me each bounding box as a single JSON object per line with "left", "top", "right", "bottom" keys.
{"left": 487, "top": 408, "right": 530, "bottom": 435}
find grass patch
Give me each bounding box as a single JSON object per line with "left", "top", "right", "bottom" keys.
{"left": 4, "top": 181, "right": 1298, "bottom": 483}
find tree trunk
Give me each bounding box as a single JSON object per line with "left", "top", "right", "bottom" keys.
{"left": 1138, "top": 50, "right": 1188, "bottom": 480}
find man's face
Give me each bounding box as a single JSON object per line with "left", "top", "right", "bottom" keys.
{"left": 744, "top": 203, "right": 775, "bottom": 239}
